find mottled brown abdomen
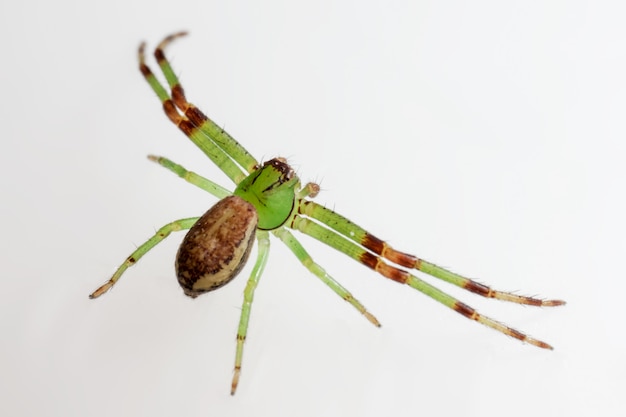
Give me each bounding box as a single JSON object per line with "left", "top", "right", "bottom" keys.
{"left": 176, "top": 195, "right": 258, "bottom": 298}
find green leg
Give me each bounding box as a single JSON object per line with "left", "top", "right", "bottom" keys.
{"left": 138, "top": 41, "right": 248, "bottom": 184}
{"left": 147, "top": 155, "right": 231, "bottom": 199}
{"left": 299, "top": 201, "right": 564, "bottom": 307}
{"left": 272, "top": 228, "right": 380, "bottom": 327}
{"left": 290, "top": 215, "right": 556, "bottom": 349}
{"left": 89, "top": 218, "right": 199, "bottom": 298}
{"left": 151, "top": 33, "right": 259, "bottom": 175}
{"left": 231, "top": 230, "right": 271, "bottom": 395}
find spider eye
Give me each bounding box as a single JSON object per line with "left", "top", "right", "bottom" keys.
{"left": 263, "top": 157, "right": 295, "bottom": 181}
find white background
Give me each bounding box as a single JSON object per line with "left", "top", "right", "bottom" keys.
{"left": 1, "top": 1, "right": 624, "bottom": 416}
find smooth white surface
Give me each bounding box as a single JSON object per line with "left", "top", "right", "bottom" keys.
{"left": 1, "top": 1, "right": 624, "bottom": 416}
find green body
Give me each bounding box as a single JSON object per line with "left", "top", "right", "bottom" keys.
{"left": 233, "top": 159, "right": 298, "bottom": 230}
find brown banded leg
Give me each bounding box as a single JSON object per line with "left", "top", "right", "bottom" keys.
{"left": 138, "top": 38, "right": 247, "bottom": 184}
{"left": 290, "top": 213, "right": 562, "bottom": 350}
{"left": 152, "top": 33, "right": 259, "bottom": 175}
{"left": 299, "top": 201, "right": 566, "bottom": 307}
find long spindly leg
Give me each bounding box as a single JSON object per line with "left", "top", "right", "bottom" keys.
{"left": 231, "top": 230, "right": 271, "bottom": 395}
{"left": 300, "top": 201, "right": 565, "bottom": 307}
{"left": 151, "top": 33, "right": 259, "bottom": 175}
{"left": 138, "top": 41, "right": 247, "bottom": 184}
{"left": 273, "top": 227, "right": 381, "bottom": 327}
{"left": 147, "top": 155, "right": 231, "bottom": 200}
{"left": 290, "top": 215, "right": 558, "bottom": 349}
{"left": 89, "top": 218, "right": 199, "bottom": 298}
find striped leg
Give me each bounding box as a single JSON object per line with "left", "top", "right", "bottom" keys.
{"left": 138, "top": 39, "right": 247, "bottom": 184}
{"left": 152, "top": 33, "right": 259, "bottom": 175}
{"left": 231, "top": 231, "right": 271, "bottom": 395}
{"left": 89, "top": 218, "right": 199, "bottom": 299}
{"left": 300, "top": 201, "right": 566, "bottom": 307}
{"left": 290, "top": 214, "right": 560, "bottom": 349}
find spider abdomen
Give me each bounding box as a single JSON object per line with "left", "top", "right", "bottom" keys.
{"left": 175, "top": 195, "right": 258, "bottom": 298}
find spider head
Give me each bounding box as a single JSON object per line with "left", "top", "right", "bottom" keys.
{"left": 233, "top": 157, "right": 299, "bottom": 230}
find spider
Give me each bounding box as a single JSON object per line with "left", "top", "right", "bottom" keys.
{"left": 90, "top": 32, "right": 565, "bottom": 395}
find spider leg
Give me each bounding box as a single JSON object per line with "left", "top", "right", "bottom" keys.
{"left": 151, "top": 33, "right": 259, "bottom": 175}
{"left": 138, "top": 39, "right": 248, "bottom": 184}
{"left": 300, "top": 201, "right": 565, "bottom": 307}
{"left": 273, "top": 228, "right": 380, "bottom": 327}
{"left": 290, "top": 214, "right": 559, "bottom": 349}
{"left": 147, "top": 155, "right": 231, "bottom": 199}
{"left": 231, "top": 230, "right": 271, "bottom": 395}
{"left": 89, "top": 218, "right": 199, "bottom": 298}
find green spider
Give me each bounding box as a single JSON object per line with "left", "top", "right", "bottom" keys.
{"left": 90, "top": 32, "right": 565, "bottom": 395}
